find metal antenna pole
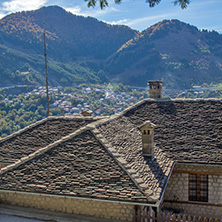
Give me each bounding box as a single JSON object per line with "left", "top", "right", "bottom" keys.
{"left": 43, "top": 22, "right": 50, "bottom": 117}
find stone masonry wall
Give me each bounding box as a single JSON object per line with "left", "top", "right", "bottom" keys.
{"left": 162, "top": 165, "right": 222, "bottom": 219}
{"left": 163, "top": 173, "right": 188, "bottom": 202}
{"left": 208, "top": 175, "right": 222, "bottom": 204}
{"left": 0, "top": 191, "right": 134, "bottom": 222}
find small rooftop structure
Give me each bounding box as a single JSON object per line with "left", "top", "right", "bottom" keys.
{"left": 148, "top": 80, "right": 163, "bottom": 99}
{"left": 81, "top": 109, "right": 93, "bottom": 117}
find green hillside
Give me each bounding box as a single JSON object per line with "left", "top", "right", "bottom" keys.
{"left": 0, "top": 6, "right": 137, "bottom": 87}
{"left": 0, "top": 45, "right": 107, "bottom": 86}
{"left": 1, "top": 6, "right": 222, "bottom": 89}
{"left": 0, "top": 6, "right": 137, "bottom": 61}
{"left": 105, "top": 20, "right": 222, "bottom": 88}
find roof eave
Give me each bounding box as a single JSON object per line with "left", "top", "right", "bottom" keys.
{"left": 0, "top": 189, "right": 159, "bottom": 207}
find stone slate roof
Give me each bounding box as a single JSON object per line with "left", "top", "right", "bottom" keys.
{"left": 97, "top": 99, "right": 222, "bottom": 200}
{"left": 0, "top": 130, "right": 150, "bottom": 203}
{"left": 98, "top": 116, "right": 174, "bottom": 201}
{"left": 123, "top": 99, "right": 222, "bottom": 164}
{"left": 0, "top": 98, "right": 221, "bottom": 204}
{"left": 0, "top": 117, "right": 96, "bottom": 163}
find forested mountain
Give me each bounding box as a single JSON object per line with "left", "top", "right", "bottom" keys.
{"left": 0, "top": 6, "right": 137, "bottom": 86}
{"left": 105, "top": 20, "right": 222, "bottom": 88}
{"left": 0, "top": 6, "right": 137, "bottom": 60}
{"left": 0, "top": 44, "right": 107, "bottom": 86}
{"left": 1, "top": 6, "right": 222, "bottom": 88}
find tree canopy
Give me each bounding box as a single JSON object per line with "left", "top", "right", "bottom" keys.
{"left": 85, "top": 0, "right": 190, "bottom": 9}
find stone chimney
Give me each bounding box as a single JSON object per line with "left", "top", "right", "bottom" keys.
{"left": 140, "top": 120, "right": 156, "bottom": 159}
{"left": 148, "top": 80, "right": 163, "bottom": 99}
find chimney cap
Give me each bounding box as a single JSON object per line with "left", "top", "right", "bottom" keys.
{"left": 139, "top": 120, "right": 156, "bottom": 129}
{"left": 148, "top": 80, "right": 163, "bottom": 85}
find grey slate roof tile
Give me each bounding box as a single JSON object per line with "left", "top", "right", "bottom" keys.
{"left": 97, "top": 99, "right": 222, "bottom": 199}
{"left": 0, "top": 117, "right": 95, "bottom": 163}
{"left": 123, "top": 99, "right": 222, "bottom": 164}
{"left": 0, "top": 99, "right": 221, "bottom": 204}
{"left": 97, "top": 116, "right": 174, "bottom": 200}
{"left": 0, "top": 130, "right": 149, "bottom": 203}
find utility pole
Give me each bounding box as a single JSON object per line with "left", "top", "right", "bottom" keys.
{"left": 43, "top": 22, "right": 50, "bottom": 117}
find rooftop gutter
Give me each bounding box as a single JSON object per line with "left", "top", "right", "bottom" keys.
{"left": 176, "top": 162, "right": 222, "bottom": 167}
{"left": 157, "top": 162, "right": 175, "bottom": 205}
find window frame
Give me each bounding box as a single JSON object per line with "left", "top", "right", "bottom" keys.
{"left": 189, "top": 173, "right": 208, "bottom": 202}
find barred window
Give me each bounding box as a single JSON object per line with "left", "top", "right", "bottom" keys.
{"left": 189, "top": 173, "right": 208, "bottom": 202}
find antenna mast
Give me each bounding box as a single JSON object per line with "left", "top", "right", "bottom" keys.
{"left": 43, "top": 22, "right": 50, "bottom": 117}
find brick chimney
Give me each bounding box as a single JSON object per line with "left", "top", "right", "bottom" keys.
{"left": 148, "top": 80, "right": 163, "bottom": 99}
{"left": 140, "top": 120, "right": 156, "bottom": 159}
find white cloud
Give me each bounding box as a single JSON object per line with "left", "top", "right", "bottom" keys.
{"left": 65, "top": 5, "right": 120, "bottom": 18}
{"left": 0, "top": 12, "right": 6, "bottom": 18}
{"left": 104, "top": 13, "right": 175, "bottom": 30}
{"left": 125, "top": 13, "right": 175, "bottom": 27}
{"left": 2, "top": 0, "right": 47, "bottom": 13}
{"left": 65, "top": 6, "right": 82, "bottom": 15}
{"left": 106, "top": 18, "right": 129, "bottom": 25}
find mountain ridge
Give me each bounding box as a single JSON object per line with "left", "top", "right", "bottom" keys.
{"left": 0, "top": 6, "right": 138, "bottom": 60}
{"left": 105, "top": 19, "right": 222, "bottom": 88}
{"left": 1, "top": 6, "right": 222, "bottom": 89}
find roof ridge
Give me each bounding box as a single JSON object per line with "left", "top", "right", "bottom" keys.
{"left": 172, "top": 98, "right": 222, "bottom": 101}
{"left": 91, "top": 128, "right": 157, "bottom": 203}
{"left": 94, "top": 98, "right": 222, "bottom": 128}
{"left": 90, "top": 100, "right": 148, "bottom": 129}
{"left": 152, "top": 146, "right": 175, "bottom": 200}
{"left": 0, "top": 116, "right": 102, "bottom": 144}
{"left": 83, "top": 98, "right": 222, "bottom": 130}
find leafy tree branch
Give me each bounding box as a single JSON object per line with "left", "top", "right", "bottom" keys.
{"left": 85, "top": 0, "right": 190, "bottom": 9}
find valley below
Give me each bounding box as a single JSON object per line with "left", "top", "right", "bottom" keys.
{"left": 0, "top": 83, "right": 221, "bottom": 139}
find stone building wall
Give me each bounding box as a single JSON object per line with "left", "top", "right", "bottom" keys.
{"left": 162, "top": 164, "right": 222, "bottom": 219}
{"left": 0, "top": 191, "right": 134, "bottom": 222}
{"left": 208, "top": 175, "right": 222, "bottom": 204}
{"left": 163, "top": 173, "right": 188, "bottom": 202}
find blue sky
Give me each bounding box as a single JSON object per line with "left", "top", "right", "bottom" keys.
{"left": 0, "top": 0, "right": 222, "bottom": 32}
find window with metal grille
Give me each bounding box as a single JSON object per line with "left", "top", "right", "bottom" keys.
{"left": 189, "top": 173, "right": 208, "bottom": 202}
